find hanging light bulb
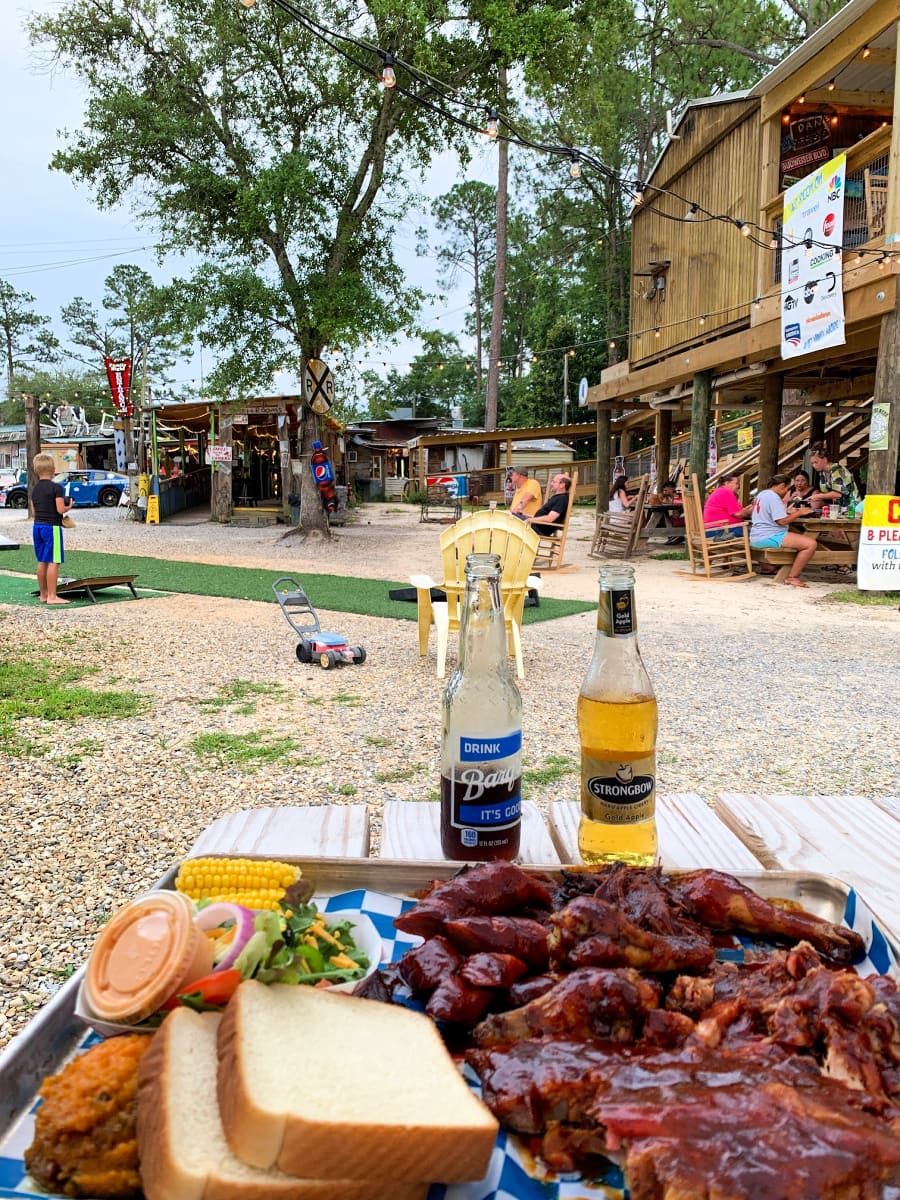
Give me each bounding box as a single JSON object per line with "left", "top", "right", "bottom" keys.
{"left": 736, "top": 219, "right": 751, "bottom": 236}
{"left": 879, "top": 253, "right": 888, "bottom": 270}
{"left": 753, "top": 296, "right": 762, "bottom": 310}
{"left": 782, "top": 113, "right": 790, "bottom": 124}
{"left": 798, "top": 93, "right": 806, "bottom": 104}
{"left": 827, "top": 78, "right": 836, "bottom": 91}
{"left": 654, "top": 327, "right": 661, "bottom": 338}
{"left": 769, "top": 230, "right": 781, "bottom": 250}
{"left": 805, "top": 234, "right": 814, "bottom": 252}
{"left": 569, "top": 151, "right": 582, "bottom": 179}
{"left": 485, "top": 107, "right": 499, "bottom": 139}
{"left": 380, "top": 53, "right": 397, "bottom": 88}
{"left": 685, "top": 203, "right": 699, "bottom": 221}
{"left": 862, "top": 45, "right": 871, "bottom": 58}
{"left": 239, "top": 0, "right": 257, "bottom": 7}
{"left": 567, "top": 348, "right": 576, "bottom": 357}
{"left": 830, "top": 115, "right": 839, "bottom": 126}
{"left": 699, "top": 314, "right": 707, "bottom": 325}
{"left": 438, "top": 362, "right": 445, "bottom": 370}
{"left": 608, "top": 339, "right": 616, "bottom": 351}
{"left": 531, "top": 354, "right": 538, "bottom": 363}
{"left": 633, "top": 181, "right": 645, "bottom": 205}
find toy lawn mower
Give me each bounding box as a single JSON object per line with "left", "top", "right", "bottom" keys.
{"left": 272, "top": 577, "right": 366, "bottom": 669}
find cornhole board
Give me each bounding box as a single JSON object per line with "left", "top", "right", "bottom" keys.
{"left": 37, "top": 574, "right": 139, "bottom": 603}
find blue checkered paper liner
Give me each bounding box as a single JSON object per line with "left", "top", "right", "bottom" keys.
{"left": 0, "top": 886, "right": 896, "bottom": 1200}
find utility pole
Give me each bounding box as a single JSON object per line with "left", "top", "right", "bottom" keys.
{"left": 562, "top": 352, "right": 571, "bottom": 427}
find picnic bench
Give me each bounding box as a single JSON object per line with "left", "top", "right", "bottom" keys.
{"left": 752, "top": 516, "right": 861, "bottom": 582}
{"left": 188, "top": 791, "right": 900, "bottom": 943}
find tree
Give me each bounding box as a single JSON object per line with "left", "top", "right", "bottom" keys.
{"left": 429, "top": 181, "right": 496, "bottom": 407}
{"left": 30, "top": 0, "right": 495, "bottom": 532}
{"left": 0, "top": 281, "right": 58, "bottom": 421}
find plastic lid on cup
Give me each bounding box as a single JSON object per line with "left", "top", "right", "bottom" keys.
{"left": 83, "top": 891, "right": 214, "bottom": 1024}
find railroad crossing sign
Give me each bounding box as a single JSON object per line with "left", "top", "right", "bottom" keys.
{"left": 304, "top": 358, "right": 335, "bottom": 415}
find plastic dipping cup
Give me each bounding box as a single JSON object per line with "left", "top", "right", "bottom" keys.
{"left": 83, "top": 891, "right": 214, "bottom": 1024}
{"left": 489, "top": 500, "right": 497, "bottom": 510}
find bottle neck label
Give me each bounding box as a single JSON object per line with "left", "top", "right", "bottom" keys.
{"left": 581, "top": 753, "right": 655, "bottom": 823}
{"left": 598, "top": 588, "right": 636, "bottom": 636}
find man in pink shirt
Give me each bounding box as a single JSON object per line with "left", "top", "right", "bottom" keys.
{"left": 703, "top": 472, "right": 753, "bottom": 538}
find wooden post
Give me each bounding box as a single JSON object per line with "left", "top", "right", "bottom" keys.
{"left": 757, "top": 374, "right": 783, "bottom": 484}
{"left": 210, "top": 408, "right": 232, "bottom": 523}
{"left": 23, "top": 393, "right": 41, "bottom": 493}
{"left": 595, "top": 407, "right": 611, "bottom": 513}
{"left": 655, "top": 410, "right": 672, "bottom": 488}
{"left": 808, "top": 409, "right": 826, "bottom": 445}
{"left": 689, "top": 370, "right": 712, "bottom": 485}
{"left": 869, "top": 306, "right": 900, "bottom": 495}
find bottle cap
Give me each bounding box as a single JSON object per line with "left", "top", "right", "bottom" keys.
{"left": 312, "top": 440, "right": 323, "bottom": 449}
{"left": 83, "top": 891, "right": 214, "bottom": 1024}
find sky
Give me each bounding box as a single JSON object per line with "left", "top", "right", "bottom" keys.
{"left": 0, "top": 2, "right": 487, "bottom": 407}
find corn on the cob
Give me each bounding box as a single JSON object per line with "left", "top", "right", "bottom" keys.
{"left": 175, "top": 857, "right": 301, "bottom": 911}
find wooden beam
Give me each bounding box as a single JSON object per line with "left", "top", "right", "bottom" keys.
{"left": 803, "top": 88, "right": 893, "bottom": 107}
{"left": 869, "top": 306, "right": 900, "bottom": 493}
{"left": 655, "top": 410, "right": 672, "bottom": 490}
{"left": 757, "top": 374, "right": 783, "bottom": 483}
{"left": 886, "top": 19, "right": 900, "bottom": 240}
{"left": 761, "top": 4, "right": 900, "bottom": 122}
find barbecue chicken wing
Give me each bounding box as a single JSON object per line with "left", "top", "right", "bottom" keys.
{"left": 667, "top": 869, "right": 866, "bottom": 965}
{"left": 549, "top": 895, "right": 715, "bottom": 974}
{"left": 472, "top": 967, "right": 659, "bottom": 1048}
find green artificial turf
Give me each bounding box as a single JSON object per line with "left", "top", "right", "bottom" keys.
{"left": 0, "top": 572, "right": 162, "bottom": 609}
{"left": 0, "top": 549, "right": 595, "bottom": 623}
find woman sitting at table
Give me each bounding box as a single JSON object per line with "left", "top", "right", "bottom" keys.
{"left": 750, "top": 474, "right": 817, "bottom": 588}
{"left": 785, "top": 469, "right": 815, "bottom": 511}
{"left": 702, "top": 472, "right": 752, "bottom": 539}
{"left": 609, "top": 475, "right": 634, "bottom": 513}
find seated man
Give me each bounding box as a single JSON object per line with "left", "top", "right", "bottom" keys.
{"left": 508, "top": 466, "right": 542, "bottom": 519}
{"left": 522, "top": 474, "right": 571, "bottom": 536}
{"left": 703, "top": 472, "right": 752, "bottom": 539}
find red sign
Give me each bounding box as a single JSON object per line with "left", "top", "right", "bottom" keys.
{"left": 822, "top": 212, "right": 836, "bottom": 237}
{"left": 104, "top": 358, "right": 133, "bottom": 417}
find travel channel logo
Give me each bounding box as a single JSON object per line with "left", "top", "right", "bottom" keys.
{"left": 784, "top": 322, "right": 802, "bottom": 348}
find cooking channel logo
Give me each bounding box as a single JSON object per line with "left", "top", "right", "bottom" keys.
{"left": 784, "top": 322, "right": 802, "bottom": 348}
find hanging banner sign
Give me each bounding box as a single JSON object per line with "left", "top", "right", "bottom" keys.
{"left": 737, "top": 425, "right": 754, "bottom": 450}
{"left": 707, "top": 424, "right": 718, "bottom": 477}
{"left": 857, "top": 494, "right": 900, "bottom": 589}
{"left": 104, "top": 357, "right": 133, "bottom": 417}
{"left": 781, "top": 154, "right": 846, "bottom": 360}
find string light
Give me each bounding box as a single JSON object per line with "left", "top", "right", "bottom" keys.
{"left": 569, "top": 151, "right": 582, "bottom": 180}
{"left": 485, "top": 107, "right": 499, "bottom": 139}
{"left": 769, "top": 231, "right": 780, "bottom": 250}
{"left": 827, "top": 79, "right": 836, "bottom": 91}
{"left": 685, "top": 203, "right": 699, "bottom": 221}
{"left": 699, "top": 314, "right": 706, "bottom": 325}
{"left": 380, "top": 52, "right": 396, "bottom": 88}
{"left": 753, "top": 296, "right": 761, "bottom": 310}
{"left": 862, "top": 45, "right": 871, "bottom": 58}
{"left": 633, "top": 181, "right": 645, "bottom": 205}
{"left": 736, "top": 220, "right": 751, "bottom": 237}
{"left": 798, "top": 93, "right": 806, "bottom": 103}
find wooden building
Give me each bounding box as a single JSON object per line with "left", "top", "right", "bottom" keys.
{"left": 590, "top": 0, "right": 900, "bottom": 500}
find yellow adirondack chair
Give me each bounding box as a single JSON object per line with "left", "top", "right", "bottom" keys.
{"left": 411, "top": 510, "right": 540, "bottom": 679}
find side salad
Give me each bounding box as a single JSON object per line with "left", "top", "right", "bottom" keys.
{"left": 157, "top": 880, "right": 371, "bottom": 1021}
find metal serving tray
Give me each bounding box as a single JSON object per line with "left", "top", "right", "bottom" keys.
{"left": 1, "top": 861, "right": 897, "bottom": 1200}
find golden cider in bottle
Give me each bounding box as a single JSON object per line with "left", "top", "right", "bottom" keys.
{"left": 577, "top": 564, "right": 658, "bottom": 866}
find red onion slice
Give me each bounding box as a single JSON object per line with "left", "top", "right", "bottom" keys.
{"left": 193, "top": 902, "right": 258, "bottom": 972}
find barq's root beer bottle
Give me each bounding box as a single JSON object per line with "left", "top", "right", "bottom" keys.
{"left": 440, "top": 553, "right": 522, "bottom": 861}
{"left": 578, "top": 564, "right": 658, "bottom": 866}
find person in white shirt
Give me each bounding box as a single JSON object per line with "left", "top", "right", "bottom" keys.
{"left": 750, "top": 473, "right": 817, "bottom": 588}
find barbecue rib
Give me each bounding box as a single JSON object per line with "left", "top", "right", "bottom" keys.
{"left": 667, "top": 869, "right": 866, "bottom": 965}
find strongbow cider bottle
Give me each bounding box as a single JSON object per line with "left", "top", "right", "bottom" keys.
{"left": 577, "top": 564, "right": 658, "bottom": 866}
{"left": 440, "top": 553, "right": 522, "bottom": 861}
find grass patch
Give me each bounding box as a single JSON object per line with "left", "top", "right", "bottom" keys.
{"left": 2, "top": 552, "right": 594, "bottom": 623}
{"left": 524, "top": 754, "right": 577, "bottom": 787}
{"left": 336, "top": 783, "right": 357, "bottom": 796}
{"left": 374, "top": 764, "right": 425, "bottom": 783}
{"left": 0, "top": 655, "right": 147, "bottom": 755}
{"left": 826, "top": 589, "right": 900, "bottom": 606}
{"left": 364, "top": 734, "right": 391, "bottom": 747}
{"left": 333, "top": 693, "right": 365, "bottom": 707}
{"left": 649, "top": 550, "right": 690, "bottom": 561}
{"left": 199, "top": 679, "right": 289, "bottom": 714}
{"left": 190, "top": 731, "right": 300, "bottom": 765}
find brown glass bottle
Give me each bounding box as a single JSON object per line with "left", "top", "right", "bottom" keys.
{"left": 440, "top": 553, "right": 522, "bottom": 861}
{"left": 577, "top": 564, "right": 658, "bottom": 866}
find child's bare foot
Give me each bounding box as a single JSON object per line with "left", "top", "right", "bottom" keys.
{"left": 45, "top": 597, "right": 70, "bottom": 605}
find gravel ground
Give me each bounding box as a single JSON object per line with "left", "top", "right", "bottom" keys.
{"left": 1, "top": 502, "right": 898, "bottom": 1051}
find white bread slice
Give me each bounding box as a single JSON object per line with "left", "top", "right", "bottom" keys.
{"left": 137, "top": 1007, "right": 427, "bottom": 1200}
{"left": 217, "top": 980, "right": 498, "bottom": 1183}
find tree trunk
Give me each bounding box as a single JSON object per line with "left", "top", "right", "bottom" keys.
{"left": 24, "top": 393, "right": 41, "bottom": 492}
{"left": 869, "top": 306, "right": 900, "bottom": 495}
{"left": 484, "top": 64, "right": 509, "bottom": 435}
{"left": 689, "top": 370, "right": 713, "bottom": 486}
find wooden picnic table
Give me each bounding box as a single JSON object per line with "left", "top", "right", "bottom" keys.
{"left": 641, "top": 503, "right": 685, "bottom": 544}
{"left": 754, "top": 515, "right": 861, "bottom": 582}
{"left": 188, "top": 791, "right": 900, "bottom": 942}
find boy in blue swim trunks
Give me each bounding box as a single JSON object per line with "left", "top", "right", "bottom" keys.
{"left": 30, "top": 453, "right": 74, "bottom": 605}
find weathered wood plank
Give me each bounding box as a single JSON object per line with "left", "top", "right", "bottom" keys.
{"left": 548, "top": 794, "right": 765, "bottom": 870}
{"left": 380, "top": 800, "right": 560, "bottom": 865}
{"left": 715, "top": 792, "right": 900, "bottom": 940}
{"left": 186, "top": 804, "right": 370, "bottom": 859}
